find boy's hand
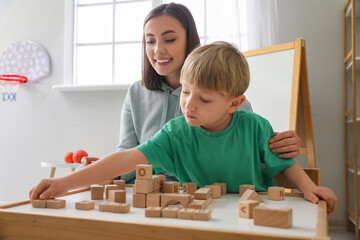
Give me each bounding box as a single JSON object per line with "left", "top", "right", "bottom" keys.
{"left": 269, "top": 130, "right": 301, "bottom": 158}
{"left": 29, "top": 178, "right": 69, "bottom": 201}
{"left": 81, "top": 157, "right": 99, "bottom": 167}
{"left": 303, "top": 186, "right": 338, "bottom": 214}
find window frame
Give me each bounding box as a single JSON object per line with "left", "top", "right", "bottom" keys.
{"left": 59, "top": 0, "right": 247, "bottom": 91}
{"left": 61, "top": 0, "right": 160, "bottom": 91}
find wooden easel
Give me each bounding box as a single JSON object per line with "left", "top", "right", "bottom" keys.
{"left": 244, "top": 39, "right": 317, "bottom": 181}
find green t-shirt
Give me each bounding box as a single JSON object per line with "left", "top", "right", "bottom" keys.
{"left": 137, "top": 111, "right": 295, "bottom": 192}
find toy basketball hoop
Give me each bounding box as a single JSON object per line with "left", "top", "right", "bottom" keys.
{"left": 0, "top": 75, "right": 28, "bottom": 102}
{"left": 0, "top": 40, "right": 51, "bottom": 102}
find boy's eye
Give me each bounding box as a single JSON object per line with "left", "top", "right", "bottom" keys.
{"left": 165, "top": 38, "right": 175, "bottom": 43}
{"left": 201, "top": 98, "right": 211, "bottom": 103}
{"left": 182, "top": 91, "right": 189, "bottom": 95}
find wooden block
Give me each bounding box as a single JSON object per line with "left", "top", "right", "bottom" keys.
{"left": 152, "top": 175, "right": 160, "bottom": 190}
{"left": 161, "top": 207, "right": 180, "bottom": 218}
{"left": 214, "top": 183, "right": 227, "bottom": 195}
{"left": 111, "top": 203, "right": 130, "bottom": 213}
{"left": 239, "top": 189, "right": 264, "bottom": 203}
{"left": 31, "top": 199, "right": 46, "bottom": 208}
{"left": 105, "top": 184, "right": 119, "bottom": 199}
{"left": 157, "top": 175, "right": 166, "bottom": 192}
{"left": 91, "top": 185, "right": 104, "bottom": 200}
{"left": 113, "top": 180, "right": 126, "bottom": 190}
{"left": 145, "top": 207, "right": 162, "bottom": 218}
{"left": 133, "top": 193, "right": 146, "bottom": 208}
{"left": 161, "top": 193, "right": 192, "bottom": 208}
{"left": 188, "top": 199, "right": 207, "bottom": 209}
{"left": 46, "top": 199, "right": 66, "bottom": 209}
{"left": 253, "top": 206, "right": 292, "bottom": 228}
{"left": 98, "top": 179, "right": 113, "bottom": 186}
{"left": 239, "top": 184, "right": 255, "bottom": 197}
{"left": 194, "top": 188, "right": 212, "bottom": 200}
{"left": 147, "top": 193, "right": 161, "bottom": 207}
{"left": 204, "top": 185, "right": 221, "bottom": 199}
{"left": 136, "top": 164, "right": 153, "bottom": 180}
{"left": 182, "top": 182, "right": 197, "bottom": 195}
{"left": 76, "top": 200, "right": 95, "bottom": 210}
{"left": 238, "top": 200, "right": 259, "bottom": 218}
{"left": 135, "top": 179, "right": 154, "bottom": 194}
{"left": 193, "top": 209, "right": 211, "bottom": 221}
{"left": 109, "top": 190, "right": 126, "bottom": 203}
{"left": 99, "top": 202, "right": 113, "bottom": 212}
{"left": 163, "top": 182, "right": 179, "bottom": 193}
{"left": 177, "top": 208, "right": 195, "bottom": 220}
{"left": 205, "top": 197, "right": 212, "bottom": 208}
{"left": 268, "top": 187, "right": 285, "bottom": 201}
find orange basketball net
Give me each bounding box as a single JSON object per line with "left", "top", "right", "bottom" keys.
{"left": 0, "top": 75, "right": 28, "bottom": 102}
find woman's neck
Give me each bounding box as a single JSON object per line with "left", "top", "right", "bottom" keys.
{"left": 165, "top": 71, "right": 181, "bottom": 89}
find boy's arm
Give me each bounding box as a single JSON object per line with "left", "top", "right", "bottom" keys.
{"left": 29, "top": 148, "right": 148, "bottom": 201}
{"left": 282, "top": 163, "right": 338, "bottom": 214}
{"left": 281, "top": 163, "right": 317, "bottom": 194}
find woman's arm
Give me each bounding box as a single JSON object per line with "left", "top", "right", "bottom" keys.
{"left": 29, "top": 148, "right": 148, "bottom": 200}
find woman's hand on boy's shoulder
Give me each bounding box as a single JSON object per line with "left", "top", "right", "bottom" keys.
{"left": 81, "top": 157, "right": 99, "bottom": 166}
{"left": 269, "top": 130, "right": 301, "bottom": 158}
{"left": 303, "top": 186, "right": 338, "bottom": 214}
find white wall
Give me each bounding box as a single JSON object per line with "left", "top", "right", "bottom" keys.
{"left": 0, "top": 0, "right": 346, "bottom": 224}
{"left": 0, "top": 0, "right": 126, "bottom": 202}
{"left": 275, "top": 0, "right": 345, "bottom": 223}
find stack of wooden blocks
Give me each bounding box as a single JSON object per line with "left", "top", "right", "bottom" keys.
{"left": 83, "top": 179, "right": 130, "bottom": 213}
{"left": 134, "top": 164, "right": 227, "bottom": 221}
{"left": 238, "top": 184, "right": 292, "bottom": 228}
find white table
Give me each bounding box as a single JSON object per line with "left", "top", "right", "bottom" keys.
{"left": 40, "top": 161, "right": 81, "bottom": 178}
{"left": 0, "top": 187, "right": 328, "bottom": 240}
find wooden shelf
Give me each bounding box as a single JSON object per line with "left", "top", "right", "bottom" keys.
{"left": 348, "top": 167, "right": 360, "bottom": 175}
{"left": 347, "top": 117, "right": 360, "bottom": 124}
{"left": 346, "top": 56, "right": 360, "bottom": 71}
{"left": 344, "top": 1, "right": 360, "bottom": 239}
{"left": 346, "top": 0, "right": 360, "bottom": 17}
{"left": 350, "top": 216, "right": 360, "bottom": 229}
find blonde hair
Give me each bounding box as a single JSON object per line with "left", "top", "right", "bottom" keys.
{"left": 180, "top": 41, "right": 250, "bottom": 97}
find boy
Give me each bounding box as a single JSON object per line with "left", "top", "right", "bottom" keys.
{"left": 30, "top": 42, "right": 337, "bottom": 213}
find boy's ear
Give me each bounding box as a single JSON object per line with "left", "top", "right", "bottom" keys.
{"left": 227, "top": 95, "right": 246, "bottom": 113}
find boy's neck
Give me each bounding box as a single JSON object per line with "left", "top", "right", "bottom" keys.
{"left": 202, "top": 113, "right": 234, "bottom": 133}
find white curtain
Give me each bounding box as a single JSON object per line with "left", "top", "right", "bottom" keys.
{"left": 246, "top": 0, "right": 279, "bottom": 50}
{"left": 161, "top": 0, "right": 279, "bottom": 51}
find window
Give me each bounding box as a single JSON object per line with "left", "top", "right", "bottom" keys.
{"left": 163, "top": 0, "right": 248, "bottom": 50}
{"left": 65, "top": 0, "right": 249, "bottom": 87}
{"left": 66, "top": 0, "right": 153, "bottom": 86}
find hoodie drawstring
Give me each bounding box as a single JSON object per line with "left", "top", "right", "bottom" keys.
{"left": 160, "top": 88, "right": 170, "bottom": 129}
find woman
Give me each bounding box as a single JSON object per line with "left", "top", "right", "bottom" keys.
{"left": 83, "top": 3, "right": 301, "bottom": 183}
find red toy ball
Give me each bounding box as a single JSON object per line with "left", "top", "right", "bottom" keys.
{"left": 64, "top": 152, "right": 74, "bottom": 163}
{"left": 73, "top": 150, "right": 88, "bottom": 163}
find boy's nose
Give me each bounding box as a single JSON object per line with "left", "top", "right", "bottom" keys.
{"left": 185, "top": 99, "right": 196, "bottom": 112}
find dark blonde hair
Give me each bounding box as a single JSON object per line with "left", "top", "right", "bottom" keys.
{"left": 142, "top": 3, "right": 200, "bottom": 91}
{"left": 180, "top": 41, "right": 250, "bottom": 97}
